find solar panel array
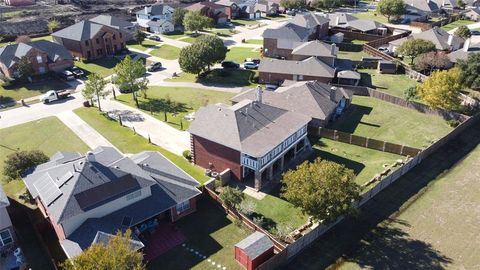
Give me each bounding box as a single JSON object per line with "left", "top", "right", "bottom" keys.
{"left": 34, "top": 173, "right": 63, "bottom": 206}
{"left": 57, "top": 171, "right": 74, "bottom": 188}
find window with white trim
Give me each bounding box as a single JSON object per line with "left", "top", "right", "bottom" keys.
{"left": 126, "top": 190, "right": 142, "bottom": 201}
{"left": 36, "top": 55, "right": 42, "bottom": 63}
{"left": 0, "top": 229, "right": 13, "bottom": 247}
{"left": 176, "top": 200, "right": 190, "bottom": 214}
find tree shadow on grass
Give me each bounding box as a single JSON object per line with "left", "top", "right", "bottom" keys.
{"left": 341, "top": 219, "right": 452, "bottom": 269}
{"left": 139, "top": 98, "right": 190, "bottom": 115}
{"left": 196, "top": 69, "right": 255, "bottom": 87}
{"left": 328, "top": 104, "right": 374, "bottom": 133}
{"left": 310, "top": 147, "right": 366, "bottom": 177}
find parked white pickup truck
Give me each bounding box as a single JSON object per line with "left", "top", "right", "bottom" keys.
{"left": 40, "top": 90, "right": 71, "bottom": 104}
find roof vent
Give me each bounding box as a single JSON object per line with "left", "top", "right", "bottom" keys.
{"left": 86, "top": 151, "right": 95, "bottom": 162}
{"left": 114, "top": 166, "right": 120, "bottom": 169}
{"left": 143, "top": 163, "right": 149, "bottom": 167}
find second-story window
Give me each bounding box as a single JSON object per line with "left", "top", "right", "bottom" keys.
{"left": 85, "top": 40, "right": 89, "bottom": 46}
{"left": 36, "top": 55, "right": 42, "bottom": 63}
{"left": 113, "top": 34, "right": 116, "bottom": 40}
{"left": 120, "top": 32, "right": 123, "bottom": 39}
{"left": 96, "top": 38, "right": 100, "bottom": 44}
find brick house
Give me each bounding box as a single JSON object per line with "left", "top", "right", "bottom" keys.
{"left": 52, "top": 20, "right": 127, "bottom": 60}
{"left": 231, "top": 81, "right": 353, "bottom": 127}
{"left": 22, "top": 147, "right": 201, "bottom": 258}
{"left": 258, "top": 57, "right": 335, "bottom": 85}
{"left": 0, "top": 40, "right": 73, "bottom": 79}
{"left": 185, "top": 2, "right": 230, "bottom": 24}
{"left": 189, "top": 95, "right": 311, "bottom": 190}
{"left": 0, "top": 186, "right": 16, "bottom": 253}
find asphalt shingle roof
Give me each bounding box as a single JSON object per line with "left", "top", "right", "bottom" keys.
{"left": 235, "top": 232, "right": 273, "bottom": 259}
{"left": 52, "top": 21, "right": 108, "bottom": 41}
{"left": 88, "top": 15, "right": 134, "bottom": 30}
{"left": 262, "top": 22, "right": 310, "bottom": 42}
{"left": 290, "top": 11, "right": 329, "bottom": 28}
{"left": 0, "top": 40, "right": 72, "bottom": 69}
{"left": 291, "top": 40, "right": 337, "bottom": 57}
{"left": 390, "top": 27, "right": 464, "bottom": 50}
{"left": 258, "top": 57, "right": 335, "bottom": 78}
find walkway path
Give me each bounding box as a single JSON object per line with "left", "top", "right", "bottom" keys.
{"left": 57, "top": 110, "right": 117, "bottom": 150}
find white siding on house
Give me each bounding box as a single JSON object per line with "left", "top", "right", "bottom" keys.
{"left": 0, "top": 207, "right": 12, "bottom": 231}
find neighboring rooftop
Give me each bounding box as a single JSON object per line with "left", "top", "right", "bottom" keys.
{"left": 448, "top": 41, "right": 480, "bottom": 62}
{"left": 262, "top": 22, "right": 310, "bottom": 43}
{"left": 258, "top": 57, "right": 336, "bottom": 78}
{"left": 0, "top": 40, "right": 73, "bottom": 68}
{"left": 405, "top": 0, "right": 440, "bottom": 13}
{"left": 0, "top": 186, "right": 9, "bottom": 208}
{"left": 88, "top": 14, "right": 134, "bottom": 30}
{"left": 290, "top": 11, "right": 329, "bottom": 29}
{"left": 346, "top": 19, "right": 386, "bottom": 32}
{"left": 235, "top": 232, "right": 274, "bottom": 259}
{"left": 390, "top": 27, "right": 464, "bottom": 50}
{"left": 136, "top": 4, "right": 174, "bottom": 15}
{"left": 291, "top": 40, "right": 337, "bottom": 58}
{"left": 52, "top": 20, "right": 112, "bottom": 41}
{"left": 189, "top": 100, "right": 311, "bottom": 157}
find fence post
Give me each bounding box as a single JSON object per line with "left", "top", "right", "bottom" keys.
{"left": 334, "top": 130, "right": 338, "bottom": 140}
{"left": 365, "top": 137, "right": 369, "bottom": 148}
{"left": 382, "top": 141, "right": 386, "bottom": 152}
{"left": 349, "top": 133, "right": 353, "bottom": 144}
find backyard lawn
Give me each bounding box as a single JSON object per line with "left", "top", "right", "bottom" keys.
{"left": 312, "top": 138, "right": 403, "bottom": 187}
{"left": 166, "top": 69, "right": 257, "bottom": 87}
{"left": 75, "top": 57, "right": 121, "bottom": 77}
{"left": 149, "top": 44, "right": 181, "bottom": 60}
{"left": 127, "top": 40, "right": 160, "bottom": 52}
{"left": 358, "top": 68, "right": 419, "bottom": 98}
{"left": 0, "top": 117, "right": 89, "bottom": 198}
{"left": 329, "top": 96, "right": 453, "bottom": 148}
{"left": 441, "top": 19, "right": 475, "bottom": 31}
{"left": 353, "top": 11, "right": 389, "bottom": 24}
{"left": 147, "top": 198, "right": 250, "bottom": 270}
{"left": 231, "top": 19, "right": 262, "bottom": 26}
{"left": 116, "top": 86, "right": 235, "bottom": 130}
{"left": 337, "top": 50, "right": 370, "bottom": 61}
{"left": 181, "top": 34, "right": 205, "bottom": 44}
{"left": 244, "top": 39, "right": 263, "bottom": 45}
{"left": 204, "top": 28, "right": 239, "bottom": 37}
{"left": 226, "top": 47, "right": 262, "bottom": 63}
{"left": 74, "top": 107, "right": 209, "bottom": 183}
{"left": 0, "top": 79, "right": 71, "bottom": 104}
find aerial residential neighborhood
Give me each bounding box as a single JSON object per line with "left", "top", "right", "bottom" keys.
{"left": 0, "top": 0, "right": 480, "bottom": 269}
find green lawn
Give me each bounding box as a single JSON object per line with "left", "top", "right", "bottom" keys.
{"left": 312, "top": 138, "right": 402, "bottom": 187}
{"left": 226, "top": 47, "right": 261, "bottom": 63}
{"left": 161, "top": 32, "right": 189, "bottom": 40}
{"left": 0, "top": 35, "right": 52, "bottom": 47}
{"left": 147, "top": 199, "right": 250, "bottom": 270}
{"left": 358, "top": 68, "right": 419, "bottom": 98}
{"left": 0, "top": 79, "right": 71, "bottom": 104}
{"left": 441, "top": 19, "right": 475, "bottom": 31}
{"left": 231, "top": 19, "right": 262, "bottom": 26}
{"left": 117, "top": 86, "right": 235, "bottom": 130}
{"left": 244, "top": 39, "right": 263, "bottom": 45}
{"left": 75, "top": 57, "right": 121, "bottom": 77}
{"left": 330, "top": 96, "right": 453, "bottom": 148}
{"left": 0, "top": 117, "right": 89, "bottom": 198}
{"left": 180, "top": 34, "right": 205, "bottom": 44}
{"left": 246, "top": 185, "right": 308, "bottom": 232}
{"left": 353, "top": 11, "right": 389, "bottom": 24}
{"left": 204, "top": 28, "right": 239, "bottom": 37}
{"left": 337, "top": 50, "right": 370, "bottom": 61}
{"left": 74, "top": 107, "right": 209, "bottom": 183}
{"left": 149, "top": 44, "right": 181, "bottom": 60}
{"left": 127, "top": 40, "right": 160, "bottom": 52}
{"left": 166, "top": 68, "right": 257, "bottom": 87}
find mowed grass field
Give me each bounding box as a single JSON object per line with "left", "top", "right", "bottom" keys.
{"left": 0, "top": 117, "right": 89, "bottom": 197}
{"left": 337, "top": 141, "right": 480, "bottom": 270}
{"left": 330, "top": 96, "right": 453, "bottom": 148}
{"left": 358, "top": 69, "right": 419, "bottom": 98}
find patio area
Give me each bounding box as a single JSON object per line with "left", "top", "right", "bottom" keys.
{"left": 141, "top": 222, "right": 186, "bottom": 262}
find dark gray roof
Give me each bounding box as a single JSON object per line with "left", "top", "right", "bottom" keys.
{"left": 390, "top": 27, "right": 464, "bottom": 50}
{"left": 147, "top": 19, "right": 172, "bottom": 27}
{"left": 406, "top": 0, "right": 440, "bottom": 13}
{"left": 136, "top": 4, "right": 174, "bottom": 15}
{"left": 346, "top": 19, "right": 385, "bottom": 32}
{"left": 291, "top": 40, "right": 337, "bottom": 57}
{"left": 189, "top": 100, "right": 311, "bottom": 157}
{"left": 0, "top": 40, "right": 72, "bottom": 68}
{"left": 0, "top": 186, "right": 9, "bottom": 208}
{"left": 88, "top": 15, "right": 134, "bottom": 30}
{"left": 448, "top": 43, "right": 480, "bottom": 62}
{"left": 320, "top": 12, "right": 357, "bottom": 26}
{"left": 231, "top": 81, "right": 352, "bottom": 121}
{"left": 262, "top": 22, "right": 310, "bottom": 42}
{"left": 258, "top": 57, "right": 335, "bottom": 78}
{"left": 52, "top": 21, "right": 109, "bottom": 41}
{"left": 235, "top": 232, "right": 273, "bottom": 259}
{"left": 337, "top": 70, "right": 361, "bottom": 80}
{"left": 290, "top": 11, "right": 329, "bottom": 28}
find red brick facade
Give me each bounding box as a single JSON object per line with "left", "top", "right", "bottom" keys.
{"left": 191, "top": 135, "right": 242, "bottom": 181}
{"left": 53, "top": 26, "right": 126, "bottom": 60}
{"left": 170, "top": 197, "right": 197, "bottom": 222}
{"left": 35, "top": 198, "right": 66, "bottom": 240}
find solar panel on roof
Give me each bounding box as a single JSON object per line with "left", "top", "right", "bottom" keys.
{"left": 57, "top": 171, "right": 74, "bottom": 188}
{"left": 34, "top": 173, "right": 63, "bottom": 206}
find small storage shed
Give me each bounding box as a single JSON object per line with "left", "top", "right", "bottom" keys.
{"left": 337, "top": 70, "right": 361, "bottom": 86}
{"left": 377, "top": 60, "right": 397, "bottom": 74}
{"left": 235, "top": 232, "right": 274, "bottom": 270}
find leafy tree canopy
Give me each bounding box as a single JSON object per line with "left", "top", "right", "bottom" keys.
{"left": 280, "top": 0, "right": 306, "bottom": 9}
{"left": 458, "top": 53, "right": 480, "bottom": 90}
{"left": 219, "top": 186, "right": 244, "bottom": 209}
{"left": 134, "top": 30, "right": 145, "bottom": 44}
{"left": 172, "top": 8, "right": 188, "bottom": 28}
{"left": 183, "top": 11, "right": 213, "bottom": 34}
{"left": 281, "top": 158, "right": 361, "bottom": 224}
{"left": 417, "top": 67, "right": 463, "bottom": 110}
{"left": 179, "top": 35, "right": 227, "bottom": 75}
{"left": 84, "top": 73, "right": 109, "bottom": 111}
{"left": 48, "top": 19, "right": 60, "bottom": 33}
{"left": 113, "top": 55, "right": 147, "bottom": 107}
{"left": 413, "top": 51, "right": 451, "bottom": 73}
{"left": 4, "top": 150, "right": 49, "bottom": 181}
{"left": 454, "top": 25, "right": 471, "bottom": 39}
{"left": 397, "top": 38, "right": 436, "bottom": 64}
{"left": 376, "top": 0, "right": 406, "bottom": 22}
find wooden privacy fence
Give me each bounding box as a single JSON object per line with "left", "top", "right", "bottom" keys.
{"left": 309, "top": 126, "right": 422, "bottom": 157}
{"left": 202, "top": 181, "right": 287, "bottom": 252}
{"left": 365, "top": 30, "right": 411, "bottom": 48}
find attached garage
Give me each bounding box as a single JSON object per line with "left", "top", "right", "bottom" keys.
{"left": 234, "top": 232, "right": 274, "bottom": 270}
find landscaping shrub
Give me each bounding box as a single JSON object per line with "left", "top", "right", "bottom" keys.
{"left": 219, "top": 186, "right": 244, "bottom": 209}
{"left": 4, "top": 150, "right": 49, "bottom": 181}
{"left": 182, "top": 150, "right": 191, "bottom": 161}
{"left": 238, "top": 199, "right": 256, "bottom": 216}
{"left": 447, "top": 119, "right": 460, "bottom": 127}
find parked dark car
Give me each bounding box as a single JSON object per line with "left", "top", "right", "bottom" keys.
{"left": 69, "top": 66, "right": 85, "bottom": 78}
{"left": 147, "top": 62, "right": 162, "bottom": 72}
{"left": 471, "top": 30, "right": 480, "bottom": 35}
{"left": 58, "top": 70, "right": 75, "bottom": 81}
{"left": 244, "top": 58, "right": 260, "bottom": 64}
{"left": 148, "top": 35, "right": 161, "bottom": 41}
{"left": 222, "top": 61, "right": 240, "bottom": 69}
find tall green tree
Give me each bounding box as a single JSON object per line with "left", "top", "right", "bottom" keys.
{"left": 413, "top": 51, "right": 451, "bottom": 74}
{"left": 396, "top": 38, "right": 436, "bottom": 64}
{"left": 134, "top": 30, "right": 145, "bottom": 44}
{"left": 61, "top": 230, "right": 145, "bottom": 270}
{"left": 178, "top": 35, "right": 227, "bottom": 75}
{"left": 172, "top": 8, "right": 188, "bottom": 28}
{"left": 4, "top": 150, "right": 49, "bottom": 181}
{"left": 417, "top": 67, "right": 462, "bottom": 110}
{"left": 17, "top": 56, "right": 34, "bottom": 79}
{"left": 219, "top": 186, "right": 244, "bottom": 209}
{"left": 458, "top": 53, "right": 480, "bottom": 89}
{"left": 281, "top": 158, "right": 361, "bottom": 224}
{"left": 48, "top": 19, "right": 60, "bottom": 33}
{"left": 113, "top": 55, "right": 147, "bottom": 107}
{"left": 183, "top": 11, "right": 213, "bottom": 35}
{"left": 280, "top": 0, "right": 306, "bottom": 9}
{"left": 84, "top": 73, "right": 108, "bottom": 111}
{"left": 376, "top": 0, "right": 406, "bottom": 22}
{"left": 454, "top": 25, "right": 471, "bottom": 39}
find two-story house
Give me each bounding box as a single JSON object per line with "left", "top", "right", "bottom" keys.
{"left": 0, "top": 40, "right": 73, "bottom": 79}
{"left": 389, "top": 27, "right": 464, "bottom": 53}
{"left": 89, "top": 15, "right": 136, "bottom": 41}
{"left": 136, "top": 5, "right": 175, "bottom": 33}
{"left": 52, "top": 20, "right": 127, "bottom": 60}
{"left": 0, "top": 186, "right": 15, "bottom": 253}
{"left": 22, "top": 147, "right": 201, "bottom": 258}
{"left": 189, "top": 93, "right": 311, "bottom": 190}
{"left": 186, "top": 2, "right": 230, "bottom": 25}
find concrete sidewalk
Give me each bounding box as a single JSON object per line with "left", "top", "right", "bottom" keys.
{"left": 101, "top": 99, "right": 190, "bottom": 155}
{"left": 57, "top": 110, "right": 117, "bottom": 150}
